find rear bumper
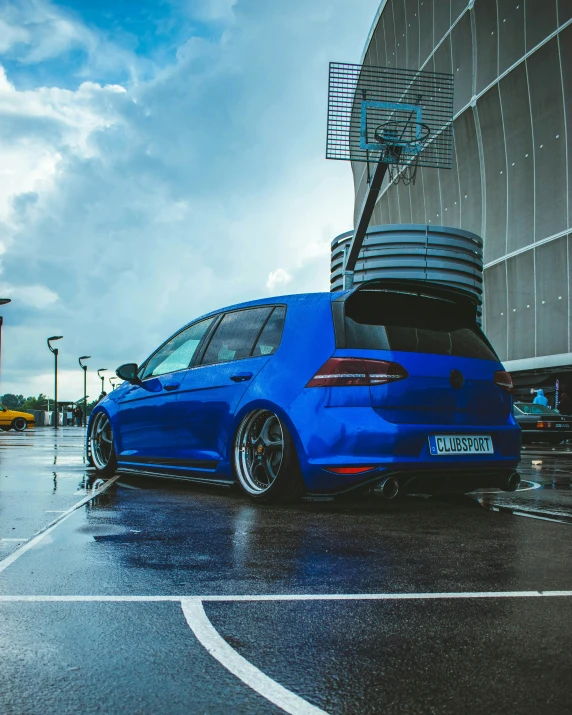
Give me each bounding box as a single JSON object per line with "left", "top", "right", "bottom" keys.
{"left": 286, "top": 401, "right": 521, "bottom": 493}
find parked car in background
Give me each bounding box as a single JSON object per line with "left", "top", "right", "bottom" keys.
{"left": 88, "top": 279, "right": 521, "bottom": 503}
{"left": 0, "top": 405, "right": 35, "bottom": 431}
{"left": 513, "top": 402, "right": 572, "bottom": 445}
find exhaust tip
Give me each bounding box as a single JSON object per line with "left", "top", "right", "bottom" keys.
{"left": 501, "top": 472, "right": 520, "bottom": 492}
{"left": 374, "top": 476, "right": 399, "bottom": 500}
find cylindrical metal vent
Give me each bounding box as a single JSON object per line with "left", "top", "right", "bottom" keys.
{"left": 331, "top": 224, "right": 483, "bottom": 303}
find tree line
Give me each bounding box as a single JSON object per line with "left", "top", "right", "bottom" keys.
{"left": 1, "top": 393, "right": 98, "bottom": 415}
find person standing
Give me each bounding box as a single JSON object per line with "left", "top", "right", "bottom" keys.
{"left": 75, "top": 406, "right": 83, "bottom": 426}
{"left": 533, "top": 388, "right": 549, "bottom": 407}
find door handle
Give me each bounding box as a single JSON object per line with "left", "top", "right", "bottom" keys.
{"left": 230, "top": 372, "right": 253, "bottom": 382}
{"left": 163, "top": 382, "right": 180, "bottom": 391}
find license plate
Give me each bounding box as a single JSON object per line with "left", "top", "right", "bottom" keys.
{"left": 429, "top": 435, "right": 493, "bottom": 455}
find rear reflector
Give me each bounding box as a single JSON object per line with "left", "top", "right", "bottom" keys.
{"left": 494, "top": 370, "right": 513, "bottom": 391}
{"left": 325, "top": 466, "right": 377, "bottom": 474}
{"left": 307, "top": 358, "right": 408, "bottom": 387}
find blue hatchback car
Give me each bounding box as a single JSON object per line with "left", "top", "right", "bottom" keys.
{"left": 88, "top": 279, "right": 521, "bottom": 503}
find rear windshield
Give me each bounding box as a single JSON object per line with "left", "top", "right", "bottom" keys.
{"left": 341, "top": 288, "right": 498, "bottom": 361}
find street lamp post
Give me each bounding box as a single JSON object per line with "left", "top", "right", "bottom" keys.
{"left": 97, "top": 368, "right": 107, "bottom": 396}
{"left": 109, "top": 376, "right": 118, "bottom": 390}
{"left": 0, "top": 298, "right": 11, "bottom": 395}
{"left": 47, "top": 336, "right": 63, "bottom": 430}
{"left": 79, "top": 356, "right": 91, "bottom": 427}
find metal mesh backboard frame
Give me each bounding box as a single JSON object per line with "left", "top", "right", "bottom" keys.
{"left": 326, "top": 63, "right": 454, "bottom": 169}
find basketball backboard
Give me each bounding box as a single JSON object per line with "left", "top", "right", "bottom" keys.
{"left": 327, "top": 62, "right": 454, "bottom": 169}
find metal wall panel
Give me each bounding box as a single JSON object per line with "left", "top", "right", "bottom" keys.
{"left": 507, "top": 251, "right": 535, "bottom": 360}
{"left": 498, "top": 63, "right": 534, "bottom": 253}
{"left": 385, "top": 1, "right": 398, "bottom": 66}
{"left": 474, "top": 0, "right": 499, "bottom": 93}
{"left": 535, "top": 237, "right": 568, "bottom": 356}
{"left": 558, "top": 25, "right": 572, "bottom": 230}
{"left": 419, "top": 0, "right": 435, "bottom": 65}
{"left": 451, "top": 0, "right": 467, "bottom": 24}
{"left": 525, "top": 0, "right": 557, "bottom": 52}
{"left": 440, "top": 139, "right": 462, "bottom": 227}
{"left": 434, "top": 0, "right": 451, "bottom": 47}
{"left": 409, "top": 169, "right": 427, "bottom": 224}
{"left": 558, "top": 0, "right": 572, "bottom": 23}
{"left": 455, "top": 110, "right": 483, "bottom": 236}
{"left": 393, "top": 0, "right": 408, "bottom": 69}
{"left": 483, "top": 262, "right": 508, "bottom": 359}
{"left": 398, "top": 182, "right": 413, "bottom": 224}
{"left": 433, "top": 34, "right": 452, "bottom": 76}
{"left": 405, "top": 0, "right": 420, "bottom": 69}
{"left": 527, "top": 39, "right": 567, "bottom": 240}
{"left": 451, "top": 12, "right": 474, "bottom": 114}
{"left": 478, "top": 86, "right": 508, "bottom": 263}
{"left": 497, "top": 0, "right": 525, "bottom": 74}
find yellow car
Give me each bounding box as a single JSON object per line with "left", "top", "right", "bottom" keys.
{"left": 0, "top": 406, "right": 35, "bottom": 431}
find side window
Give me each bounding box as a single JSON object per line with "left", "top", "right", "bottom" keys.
{"left": 202, "top": 307, "right": 272, "bottom": 365}
{"left": 252, "top": 306, "right": 286, "bottom": 356}
{"left": 142, "top": 317, "right": 214, "bottom": 379}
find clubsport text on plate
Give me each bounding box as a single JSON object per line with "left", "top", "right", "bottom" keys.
{"left": 87, "top": 280, "right": 521, "bottom": 503}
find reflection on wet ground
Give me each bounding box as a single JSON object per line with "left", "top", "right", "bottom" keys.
{"left": 1, "top": 428, "right": 572, "bottom": 715}
{"left": 0, "top": 427, "right": 103, "bottom": 556}
{"left": 473, "top": 446, "right": 572, "bottom": 523}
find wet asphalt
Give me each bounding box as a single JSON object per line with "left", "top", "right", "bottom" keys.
{"left": 1, "top": 427, "right": 571, "bottom": 714}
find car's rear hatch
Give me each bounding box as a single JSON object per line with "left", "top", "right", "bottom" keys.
{"left": 331, "top": 280, "right": 512, "bottom": 426}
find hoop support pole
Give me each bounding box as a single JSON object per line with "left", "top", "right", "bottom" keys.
{"left": 345, "top": 151, "right": 400, "bottom": 275}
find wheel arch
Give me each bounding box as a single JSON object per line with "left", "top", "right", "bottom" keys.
{"left": 225, "top": 398, "right": 308, "bottom": 478}
{"left": 87, "top": 405, "right": 120, "bottom": 460}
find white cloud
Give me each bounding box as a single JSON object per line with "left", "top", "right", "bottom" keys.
{"left": 0, "top": 282, "right": 58, "bottom": 308}
{"left": 0, "top": 0, "right": 380, "bottom": 396}
{"left": 266, "top": 268, "right": 292, "bottom": 291}
{"left": 0, "top": 0, "right": 96, "bottom": 63}
{"left": 0, "top": 18, "right": 29, "bottom": 54}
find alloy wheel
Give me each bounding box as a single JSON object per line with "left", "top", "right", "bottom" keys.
{"left": 90, "top": 412, "right": 114, "bottom": 471}
{"left": 234, "top": 409, "right": 285, "bottom": 495}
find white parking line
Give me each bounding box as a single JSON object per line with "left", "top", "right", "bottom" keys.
{"left": 0, "top": 475, "right": 120, "bottom": 575}
{"left": 1, "top": 590, "right": 570, "bottom": 714}
{"left": 181, "top": 597, "right": 328, "bottom": 715}
{"left": 1, "top": 538, "right": 28, "bottom": 542}
{"left": 0, "top": 590, "right": 571, "bottom": 602}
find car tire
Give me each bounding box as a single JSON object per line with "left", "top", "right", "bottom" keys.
{"left": 232, "top": 409, "right": 306, "bottom": 504}
{"left": 88, "top": 411, "right": 118, "bottom": 477}
{"left": 12, "top": 417, "right": 27, "bottom": 432}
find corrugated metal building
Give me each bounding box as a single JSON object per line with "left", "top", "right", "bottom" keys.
{"left": 342, "top": 0, "right": 572, "bottom": 395}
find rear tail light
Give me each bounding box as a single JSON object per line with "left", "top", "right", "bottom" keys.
{"left": 306, "top": 358, "right": 408, "bottom": 388}
{"left": 537, "top": 422, "right": 549, "bottom": 429}
{"left": 494, "top": 370, "right": 513, "bottom": 391}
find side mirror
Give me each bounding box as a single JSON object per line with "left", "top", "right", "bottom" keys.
{"left": 116, "top": 363, "right": 140, "bottom": 383}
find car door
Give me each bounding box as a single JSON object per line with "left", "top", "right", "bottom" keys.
{"left": 116, "top": 316, "right": 215, "bottom": 465}
{"left": 175, "top": 306, "right": 286, "bottom": 469}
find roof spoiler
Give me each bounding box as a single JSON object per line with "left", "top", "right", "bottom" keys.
{"left": 334, "top": 278, "right": 480, "bottom": 307}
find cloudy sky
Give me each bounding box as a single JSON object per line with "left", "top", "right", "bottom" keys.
{"left": 0, "top": 0, "right": 378, "bottom": 402}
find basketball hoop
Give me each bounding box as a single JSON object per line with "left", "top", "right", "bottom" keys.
{"left": 325, "top": 62, "right": 454, "bottom": 279}
{"left": 373, "top": 120, "right": 431, "bottom": 186}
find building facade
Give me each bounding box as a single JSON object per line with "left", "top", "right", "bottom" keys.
{"left": 351, "top": 0, "right": 572, "bottom": 381}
